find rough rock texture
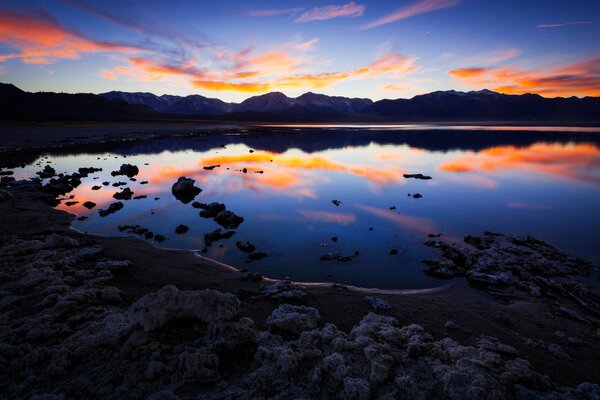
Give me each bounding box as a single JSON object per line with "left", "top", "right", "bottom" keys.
{"left": 111, "top": 164, "right": 139, "bottom": 178}
{"left": 171, "top": 177, "right": 201, "bottom": 204}
{"left": 423, "top": 232, "right": 600, "bottom": 323}
{"left": 126, "top": 285, "right": 240, "bottom": 331}
{"left": 0, "top": 233, "right": 598, "bottom": 399}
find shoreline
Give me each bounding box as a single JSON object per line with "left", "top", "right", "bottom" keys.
{"left": 1, "top": 133, "right": 599, "bottom": 398}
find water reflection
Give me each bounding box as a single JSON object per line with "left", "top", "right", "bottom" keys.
{"left": 13, "top": 128, "right": 600, "bottom": 289}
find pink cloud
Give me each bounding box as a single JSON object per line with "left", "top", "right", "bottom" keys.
{"left": 537, "top": 21, "right": 592, "bottom": 29}
{"left": 361, "top": 0, "right": 461, "bottom": 30}
{"left": 295, "top": 2, "right": 365, "bottom": 23}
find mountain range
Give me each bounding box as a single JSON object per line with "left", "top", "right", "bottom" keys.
{"left": 1, "top": 83, "right": 599, "bottom": 122}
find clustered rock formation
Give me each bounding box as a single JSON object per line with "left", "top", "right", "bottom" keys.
{"left": 1, "top": 232, "right": 598, "bottom": 399}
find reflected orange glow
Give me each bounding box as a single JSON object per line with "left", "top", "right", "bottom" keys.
{"left": 299, "top": 210, "right": 357, "bottom": 225}
{"left": 439, "top": 143, "right": 600, "bottom": 184}
{"left": 199, "top": 151, "right": 407, "bottom": 185}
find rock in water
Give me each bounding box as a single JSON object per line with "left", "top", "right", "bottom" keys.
{"left": 403, "top": 173, "right": 432, "bottom": 180}
{"left": 175, "top": 224, "right": 189, "bottom": 234}
{"left": 113, "top": 187, "right": 133, "bottom": 200}
{"left": 236, "top": 241, "right": 256, "bottom": 253}
{"left": 98, "top": 201, "right": 124, "bottom": 217}
{"left": 214, "top": 210, "right": 244, "bottom": 229}
{"left": 111, "top": 164, "right": 139, "bottom": 178}
{"left": 126, "top": 285, "right": 240, "bottom": 331}
{"left": 171, "top": 176, "right": 202, "bottom": 203}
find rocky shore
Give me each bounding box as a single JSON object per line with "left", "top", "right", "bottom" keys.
{"left": 1, "top": 173, "right": 600, "bottom": 398}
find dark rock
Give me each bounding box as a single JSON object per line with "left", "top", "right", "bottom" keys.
{"left": 98, "top": 202, "right": 124, "bottom": 217}
{"left": 175, "top": 224, "right": 189, "bottom": 234}
{"left": 111, "top": 163, "right": 139, "bottom": 178}
{"left": 199, "top": 202, "right": 226, "bottom": 218}
{"left": 204, "top": 229, "right": 235, "bottom": 248}
{"left": 214, "top": 210, "right": 244, "bottom": 229}
{"left": 82, "top": 201, "right": 96, "bottom": 209}
{"left": 191, "top": 201, "right": 205, "bottom": 209}
{"left": 113, "top": 188, "right": 134, "bottom": 200}
{"left": 171, "top": 176, "right": 202, "bottom": 203}
{"left": 236, "top": 241, "right": 256, "bottom": 253}
{"left": 412, "top": 193, "right": 423, "bottom": 199}
{"left": 91, "top": 185, "right": 101, "bottom": 190}
{"left": 65, "top": 201, "right": 78, "bottom": 206}
{"left": 140, "top": 181, "right": 149, "bottom": 185}
{"left": 404, "top": 173, "right": 432, "bottom": 180}
{"left": 247, "top": 251, "right": 268, "bottom": 260}
{"left": 389, "top": 248, "right": 398, "bottom": 255}
{"left": 112, "top": 181, "right": 127, "bottom": 187}
{"left": 36, "top": 165, "right": 56, "bottom": 179}
{"left": 331, "top": 236, "right": 338, "bottom": 242}
{"left": 154, "top": 234, "right": 166, "bottom": 242}
{"left": 332, "top": 199, "right": 341, "bottom": 206}
{"left": 133, "top": 195, "right": 147, "bottom": 200}
{"left": 203, "top": 165, "right": 220, "bottom": 170}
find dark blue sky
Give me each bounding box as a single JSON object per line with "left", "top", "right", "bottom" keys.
{"left": 0, "top": 0, "right": 598, "bottom": 100}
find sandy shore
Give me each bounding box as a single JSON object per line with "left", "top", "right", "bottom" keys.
{"left": 1, "top": 131, "right": 599, "bottom": 399}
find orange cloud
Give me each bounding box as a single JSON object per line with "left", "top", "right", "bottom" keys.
{"left": 103, "top": 50, "right": 417, "bottom": 94}
{"left": 361, "top": 0, "right": 461, "bottom": 30}
{"left": 448, "top": 57, "right": 600, "bottom": 97}
{"left": 298, "top": 210, "right": 357, "bottom": 225}
{"left": 0, "top": 11, "right": 136, "bottom": 64}
{"left": 439, "top": 143, "right": 600, "bottom": 185}
{"left": 295, "top": 2, "right": 365, "bottom": 23}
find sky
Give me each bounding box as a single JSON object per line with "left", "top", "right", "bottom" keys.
{"left": 0, "top": 0, "right": 598, "bottom": 102}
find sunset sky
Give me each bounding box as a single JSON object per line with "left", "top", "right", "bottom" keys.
{"left": 0, "top": 0, "right": 598, "bottom": 101}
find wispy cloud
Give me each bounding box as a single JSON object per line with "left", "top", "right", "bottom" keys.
{"left": 536, "top": 21, "right": 592, "bottom": 29}
{"left": 448, "top": 56, "right": 600, "bottom": 97}
{"left": 0, "top": 11, "right": 138, "bottom": 64}
{"left": 295, "top": 1, "right": 365, "bottom": 23}
{"left": 361, "top": 0, "right": 461, "bottom": 30}
{"left": 248, "top": 8, "right": 305, "bottom": 17}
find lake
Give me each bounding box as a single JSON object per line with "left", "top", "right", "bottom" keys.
{"left": 11, "top": 126, "right": 600, "bottom": 289}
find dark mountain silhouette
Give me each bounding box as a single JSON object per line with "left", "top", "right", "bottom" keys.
{"left": 365, "top": 89, "right": 600, "bottom": 121}
{"left": 2, "top": 82, "right": 599, "bottom": 122}
{"left": 101, "top": 91, "right": 235, "bottom": 116}
{"left": 0, "top": 83, "right": 156, "bottom": 121}
{"left": 101, "top": 90, "right": 373, "bottom": 119}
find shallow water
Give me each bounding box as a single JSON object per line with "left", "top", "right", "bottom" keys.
{"left": 11, "top": 126, "right": 600, "bottom": 289}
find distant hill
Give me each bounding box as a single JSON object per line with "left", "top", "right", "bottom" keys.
{"left": 0, "top": 83, "right": 156, "bottom": 121}
{"left": 364, "top": 89, "right": 600, "bottom": 121}
{"left": 100, "top": 90, "right": 373, "bottom": 119}
{"left": 1, "top": 82, "right": 599, "bottom": 122}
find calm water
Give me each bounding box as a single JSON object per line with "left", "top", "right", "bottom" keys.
{"left": 11, "top": 127, "right": 600, "bottom": 289}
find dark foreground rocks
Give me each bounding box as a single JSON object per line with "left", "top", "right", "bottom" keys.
{"left": 423, "top": 232, "right": 600, "bottom": 324}
{"left": 0, "top": 233, "right": 598, "bottom": 400}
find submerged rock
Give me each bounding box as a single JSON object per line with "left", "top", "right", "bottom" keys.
{"left": 111, "top": 164, "right": 139, "bottom": 178}
{"left": 214, "top": 210, "right": 244, "bottom": 229}
{"left": 236, "top": 241, "right": 256, "bottom": 253}
{"left": 175, "top": 224, "right": 189, "bottom": 234}
{"left": 98, "top": 202, "right": 124, "bottom": 217}
{"left": 113, "top": 187, "right": 133, "bottom": 200}
{"left": 403, "top": 173, "right": 432, "bottom": 180}
{"left": 198, "top": 202, "right": 225, "bottom": 218}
